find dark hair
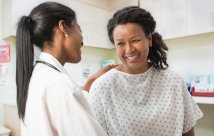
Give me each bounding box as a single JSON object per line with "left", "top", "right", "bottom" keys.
{"left": 16, "top": 2, "right": 76, "bottom": 120}
{"left": 107, "top": 6, "right": 168, "bottom": 70}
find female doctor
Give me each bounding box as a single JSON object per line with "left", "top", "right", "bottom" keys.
{"left": 16, "top": 2, "right": 114, "bottom": 136}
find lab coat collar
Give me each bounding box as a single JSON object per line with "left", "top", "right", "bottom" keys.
{"left": 38, "top": 52, "right": 68, "bottom": 74}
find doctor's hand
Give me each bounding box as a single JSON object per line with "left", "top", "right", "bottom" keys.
{"left": 83, "top": 64, "right": 118, "bottom": 92}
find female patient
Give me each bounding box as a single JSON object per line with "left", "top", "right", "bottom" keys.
{"left": 88, "top": 6, "right": 203, "bottom": 136}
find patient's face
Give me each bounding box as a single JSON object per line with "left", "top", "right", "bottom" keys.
{"left": 113, "top": 23, "right": 151, "bottom": 73}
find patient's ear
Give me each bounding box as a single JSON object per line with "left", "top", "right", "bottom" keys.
{"left": 148, "top": 33, "right": 152, "bottom": 47}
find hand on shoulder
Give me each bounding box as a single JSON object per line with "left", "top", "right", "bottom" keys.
{"left": 83, "top": 64, "right": 118, "bottom": 92}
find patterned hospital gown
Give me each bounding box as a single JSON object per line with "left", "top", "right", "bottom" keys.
{"left": 88, "top": 66, "right": 203, "bottom": 136}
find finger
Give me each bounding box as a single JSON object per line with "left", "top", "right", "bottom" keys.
{"left": 108, "top": 64, "right": 118, "bottom": 68}
{"left": 104, "top": 64, "right": 117, "bottom": 70}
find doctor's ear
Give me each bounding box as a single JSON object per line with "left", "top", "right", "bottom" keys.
{"left": 58, "top": 20, "right": 69, "bottom": 37}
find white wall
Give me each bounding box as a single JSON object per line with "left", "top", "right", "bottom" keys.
{"left": 165, "top": 32, "right": 214, "bottom": 81}
{"left": 109, "top": 0, "right": 138, "bottom": 12}
{"left": 75, "top": 0, "right": 110, "bottom": 10}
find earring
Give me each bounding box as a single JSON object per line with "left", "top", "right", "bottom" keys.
{"left": 64, "top": 32, "right": 68, "bottom": 37}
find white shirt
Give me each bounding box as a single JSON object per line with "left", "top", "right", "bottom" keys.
{"left": 22, "top": 52, "right": 107, "bottom": 136}
{"left": 88, "top": 67, "right": 203, "bottom": 136}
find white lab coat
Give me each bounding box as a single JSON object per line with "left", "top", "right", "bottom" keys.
{"left": 21, "top": 52, "right": 107, "bottom": 136}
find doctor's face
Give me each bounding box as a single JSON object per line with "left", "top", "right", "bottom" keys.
{"left": 113, "top": 23, "right": 152, "bottom": 73}
{"left": 64, "top": 22, "right": 83, "bottom": 63}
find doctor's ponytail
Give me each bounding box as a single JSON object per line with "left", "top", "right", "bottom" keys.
{"left": 16, "top": 16, "right": 34, "bottom": 120}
